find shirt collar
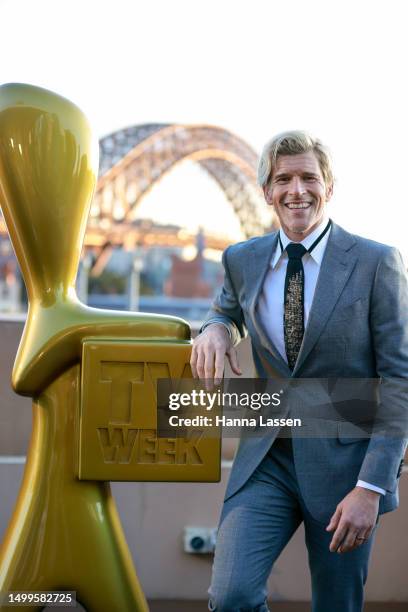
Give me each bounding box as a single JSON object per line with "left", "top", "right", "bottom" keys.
{"left": 271, "top": 215, "right": 331, "bottom": 268}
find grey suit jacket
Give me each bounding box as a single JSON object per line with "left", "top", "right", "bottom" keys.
{"left": 202, "top": 222, "right": 408, "bottom": 522}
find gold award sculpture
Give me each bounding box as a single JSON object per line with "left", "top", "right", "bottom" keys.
{"left": 0, "top": 83, "right": 221, "bottom": 611}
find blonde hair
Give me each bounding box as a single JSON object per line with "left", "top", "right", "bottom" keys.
{"left": 257, "top": 130, "right": 334, "bottom": 189}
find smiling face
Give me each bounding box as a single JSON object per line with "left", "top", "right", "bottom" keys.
{"left": 263, "top": 150, "right": 333, "bottom": 242}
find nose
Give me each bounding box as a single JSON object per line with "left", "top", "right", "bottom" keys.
{"left": 288, "top": 176, "right": 306, "bottom": 196}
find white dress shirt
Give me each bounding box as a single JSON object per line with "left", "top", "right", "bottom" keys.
{"left": 258, "top": 216, "right": 331, "bottom": 362}
{"left": 257, "top": 216, "right": 385, "bottom": 496}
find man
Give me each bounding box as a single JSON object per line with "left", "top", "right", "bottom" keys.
{"left": 190, "top": 131, "right": 408, "bottom": 612}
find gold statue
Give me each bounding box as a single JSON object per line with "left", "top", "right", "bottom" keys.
{"left": 0, "top": 83, "right": 220, "bottom": 611}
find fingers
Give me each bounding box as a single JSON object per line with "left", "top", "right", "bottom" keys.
{"left": 191, "top": 338, "right": 215, "bottom": 380}
{"left": 330, "top": 521, "right": 374, "bottom": 554}
{"left": 354, "top": 534, "right": 367, "bottom": 548}
{"left": 326, "top": 506, "right": 341, "bottom": 533}
{"left": 329, "top": 520, "right": 348, "bottom": 553}
{"left": 197, "top": 346, "right": 215, "bottom": 380}
{"left": 354, "top": 526, "right": 373, "bottom": 547}
{"left": 327, "top": 487, "right": 380, "bottom": 554}
{"left": 337, "top": 526, "right": 360, "bottom": 553}
{"left": 226, "top": 347, "right": 242, "bottom": 377}
{"left": 214, "top": 350, "right": 226, "bottom": 385}
{"left": 191, "top": 325, "right": 231, "bottom": 384}
{"left": 192, "top": 345, "right": 216, "bottom": 391}
{"left": 336, "top": 525, "right": 374, "bottom": 554}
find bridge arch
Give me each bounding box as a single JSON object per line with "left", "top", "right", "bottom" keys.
{"left": 92, "top": 124, "right": 276, "bottom": 238}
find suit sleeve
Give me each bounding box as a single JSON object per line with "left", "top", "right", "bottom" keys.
{"left": 200, "top": 246, "right": 247, "bottom": 347}
{"left": 357, "top": 247, "right": 408, "bottom": 492}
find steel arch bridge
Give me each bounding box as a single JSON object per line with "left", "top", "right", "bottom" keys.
{"left": 91, "top": 124, "right": 275, "bottom": 239}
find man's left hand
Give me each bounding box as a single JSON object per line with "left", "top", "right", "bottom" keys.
{"left": 326, "top": 487, "right": 380, "bottom": 553}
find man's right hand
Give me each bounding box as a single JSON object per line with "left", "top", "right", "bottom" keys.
{"left": 190, "top": 323, "right": 242, "bottom": 385}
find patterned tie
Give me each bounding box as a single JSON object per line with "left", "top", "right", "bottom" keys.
{"left": 284, "top": 243, "right": 307, "bottom": 370}
{"left": 280, "top": 220, "right": 332, "bottom": 370}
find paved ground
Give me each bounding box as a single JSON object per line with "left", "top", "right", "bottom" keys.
{"left": 148, "top": 601, "right": 408, "bottom": 611}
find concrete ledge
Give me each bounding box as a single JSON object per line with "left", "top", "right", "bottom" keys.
{"left": 1, "top": 461, "right": 408, "bottom": 602}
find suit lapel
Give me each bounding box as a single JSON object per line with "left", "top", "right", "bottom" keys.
{"left": 245, "top": 232, "right": 292, "bottom": 376}
{"left": 293, "top": 223, "right": 358, "bottom": 375}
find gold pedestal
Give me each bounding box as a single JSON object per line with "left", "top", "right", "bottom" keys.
{"left": 0, "top": 83, "right": 220, "bottom": 611}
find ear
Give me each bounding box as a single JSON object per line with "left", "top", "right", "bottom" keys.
{"left": 263, "top": 183, "right": 273, "bottom": 205}
{"left": 325, "top": 182, "right": 333, "bottom": 201}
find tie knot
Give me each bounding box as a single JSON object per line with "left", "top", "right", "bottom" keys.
{"left": 286, "top": 243, "right": 307, "bottom": 260}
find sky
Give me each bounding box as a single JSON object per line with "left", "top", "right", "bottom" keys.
{"left": 1, "top": 0, "right": 408, "bottom": 258}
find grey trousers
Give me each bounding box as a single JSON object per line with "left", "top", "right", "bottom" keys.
{"left": 208, "top": 438, "right": 377, "bottom": 612}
